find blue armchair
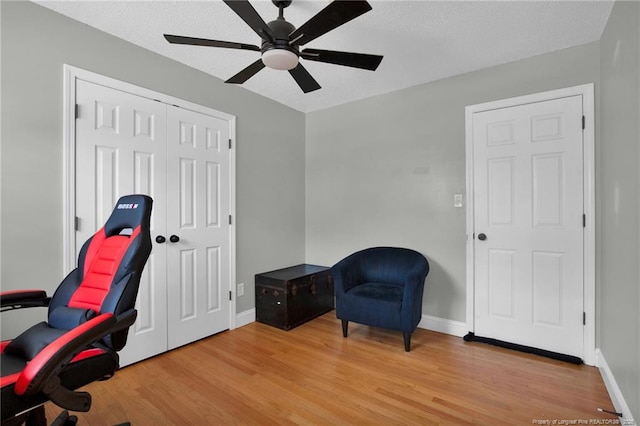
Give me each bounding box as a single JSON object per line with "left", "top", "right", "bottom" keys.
{"left": 331, "top": 247, "right": 430, "bottom": 352}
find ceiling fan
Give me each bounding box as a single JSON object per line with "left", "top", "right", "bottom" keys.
{"left": 164, "top": 0, "right": 383, "bottom": 93}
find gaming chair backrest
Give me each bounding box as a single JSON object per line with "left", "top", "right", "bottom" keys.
{"left": 48, "top": 195, "right": 153, "bottom": 351}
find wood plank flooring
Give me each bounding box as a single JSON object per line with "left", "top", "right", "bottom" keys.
{"left": 45, "top": 313, "right": 616, "bottom": 425}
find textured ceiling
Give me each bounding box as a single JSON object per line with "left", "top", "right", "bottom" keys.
{"left": 34, "top": 0, "right": 613, "bottom": 113}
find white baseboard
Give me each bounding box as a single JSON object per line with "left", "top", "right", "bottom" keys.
{"left": 418, "top": 314, "right": 467, "bottom": 337}
{"left": 235, "top": 310, "right": 467, "bottom": 337}
{"left": 235, "top": 308, "right": 255, "bottom": 329}
{"left": 596, "top": 348, "right": 636, "bottom": 425}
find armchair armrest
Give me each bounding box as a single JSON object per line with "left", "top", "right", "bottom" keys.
{"left": 14, "top": 309, "right": 136, "bottom": 412}
{"left": 331, "top": 256, "right": 363, "bottom": 294}
{"left": 400, "top": 261, "right": 430, "bottom": 328}
{"left": 401, "top": 271, "right": 427, "bottom": 303}
{"left": 402, "top": 259, "right": 429, "bottom": 291}
{"left": 0, "top": 290, "right": 50, "bottom": 311}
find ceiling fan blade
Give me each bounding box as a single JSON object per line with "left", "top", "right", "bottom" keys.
{"left": 164, "top": 34, "right": 260, "bottom": 52}
{"left": 223, "top": 0, "right": 275, "bottom": 42}
{"left": 300, "top": 48, "right": 382, "bottom": 71}
{"left": 225, "top": 59, "right": 266, "bottom": 84}
{"left": 288, "top": 64, "right": 321, "bottom": 93}
{"left": 289, "top": 1, "right": 372, "bottom": 46}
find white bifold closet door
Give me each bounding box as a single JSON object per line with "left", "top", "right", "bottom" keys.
{"left": 75, "top": 79, "right": 231, "bottom": 365}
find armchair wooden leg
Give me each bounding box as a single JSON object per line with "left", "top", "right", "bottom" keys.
{"left": 403, "top": 332, "right": 411, "bottom": 352}
{"left": 341, "top": 320, "right": 348, "bottom": 337}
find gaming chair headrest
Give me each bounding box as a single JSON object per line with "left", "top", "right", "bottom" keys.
{"left": 104, "top": 194, "right": 152, "bottom": 237}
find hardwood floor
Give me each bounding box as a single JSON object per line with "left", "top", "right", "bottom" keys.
{"left": 46, "top": 313, "right": 616, "bottom": 425}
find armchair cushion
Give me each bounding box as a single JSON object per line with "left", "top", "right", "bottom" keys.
{"left": 342, "top": 283, "right": 403, "bottom": 329}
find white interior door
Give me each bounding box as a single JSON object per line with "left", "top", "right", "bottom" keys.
{"left": 75, "top": 80, "right": 168, "bottom": 365}
{"left": 471, "top": 95, "right": 584, "bottom": 358}
{"left": 166, "top": 105, "right": 230, "bottom": 349}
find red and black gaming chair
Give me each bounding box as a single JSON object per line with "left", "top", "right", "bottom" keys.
{"left": 1, "top": 194, "right": 152, "bottom": 426}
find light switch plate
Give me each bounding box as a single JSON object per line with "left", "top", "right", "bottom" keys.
{"left": 454, "top": 194, "right": 463, "bottom": 208}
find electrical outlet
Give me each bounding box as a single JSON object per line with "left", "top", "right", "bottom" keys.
{"left": 237, "top": 282, "right": 245, "bottom": 297}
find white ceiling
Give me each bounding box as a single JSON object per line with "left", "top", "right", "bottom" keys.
{"left": 34, "top": 0, "right": 613, "bottom": 113}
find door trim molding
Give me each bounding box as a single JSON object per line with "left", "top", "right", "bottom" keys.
{"left": 62, "top": 64, "right": 238, "bottom": 329}
{"left": 464, "top": 83, "right": 596, "bottom": 365}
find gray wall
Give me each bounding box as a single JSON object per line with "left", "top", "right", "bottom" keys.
{"left": 0, "top": 1, "right": 305, "bottom": 336}
{"left": 306, "top": 42, "right": 600, "bottom": 323}
{"left": 599, "top": 0, "right": 640, "bottom": 420}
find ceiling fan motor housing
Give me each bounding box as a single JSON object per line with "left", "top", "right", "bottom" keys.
{"left": 262, "top": 18, "right": 299, "bottom": 70}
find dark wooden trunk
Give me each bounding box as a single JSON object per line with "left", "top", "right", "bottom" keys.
{"left": 255, "top": 264, "right": 334, "bottom": 330}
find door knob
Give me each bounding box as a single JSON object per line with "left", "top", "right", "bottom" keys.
{"left": 169, "top": 235, "right": 180, "bottom": 243}
{"left": 477, "top": 233, "right": 487, "bottom": 241}
{"left": 155, "top": 235, "right": 166, "bottom": 244}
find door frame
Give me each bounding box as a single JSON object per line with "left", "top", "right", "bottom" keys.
{"left": 464, "top": 83, "right": 595, "bottom": 365}
{"left": 62, "top": 64, "right": 238, "bottom": 329}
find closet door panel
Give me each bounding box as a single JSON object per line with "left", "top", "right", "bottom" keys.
{"left": 166, "top": 106, "right": 231, "bottom": 349}
{"left": 75, "top": 80, "right": 168, "bottom": 366}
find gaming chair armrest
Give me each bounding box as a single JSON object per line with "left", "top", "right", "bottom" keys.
{"left": 112, "top": 309, "right": 138, "bottom": 332}
{"left": 13, "top": 313, "right": 121, "bottom": 412}
{"left": 0, "top": 290, "right": 51, "bottom": 311}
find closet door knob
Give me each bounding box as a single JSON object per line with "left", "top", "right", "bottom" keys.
{"left": 477, "top": 233, "right": 487, "bottom": 241}
{"left": 169, "top": 235, "right": 180, "bottom": 243}
{"left": 155, "top": 235, "right": 166, "bottom": 244}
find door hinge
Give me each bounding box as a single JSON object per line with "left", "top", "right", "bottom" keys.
{"left": 583, "top": 312, "right": 586, "bottom": 325}
{"left": 75, "top": 104, "right": 80, "bottom": 119}
{"left": 74, "top": 216, "right": 80, "bottom": 231}
{"left": 583, "top": 214, "right": 586, "bottom": 228}
{"left": 229, "top": 291, "right": 233, "bottom": 301}
{"left": 582, "top": 115, "right": 585, "bottom": 130}
{"left": 229, "top": 139, "right": 232, "bottom": 149}
{"left": 229, "top": 215, "right": 232, "bottom": 225}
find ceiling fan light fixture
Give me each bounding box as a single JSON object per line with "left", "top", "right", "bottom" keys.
{"left": 262, "top": 49, "right": 299, "bottom": 70}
